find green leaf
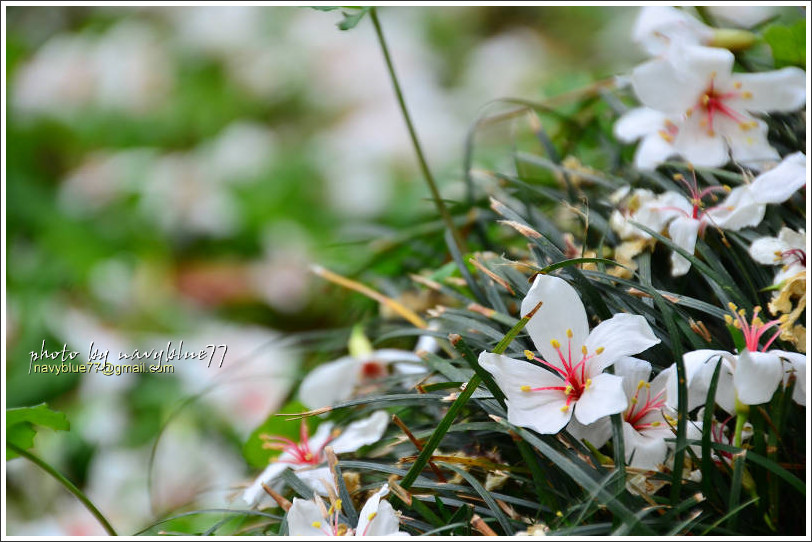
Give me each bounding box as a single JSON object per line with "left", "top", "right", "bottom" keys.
{"left": 7, "top": 403, "right": 70, "bottom": 430}
{"left": 337, "top": 7, "right": 371, "bottom": 30}
{"left": 764, "top": 21, "right": 806, "bottom": 68}
{"left": 6, "top": 403, "right": 70, "bottom": 459}
{"left": 242, "top": 400, "right": 317, "bottom": 469}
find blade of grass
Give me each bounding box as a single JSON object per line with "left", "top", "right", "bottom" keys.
{"left": 399, "top": 304, "right": 540, "bottom": 489}
{"left": 370, "top": 7, "right": 466, "bottom": 256}
{"left": 8, "top": 442, "right": 117, "bottom": 535}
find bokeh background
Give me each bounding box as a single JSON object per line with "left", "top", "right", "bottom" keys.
{"left": 6, "top": 5, "right": 793, "bottom": 536}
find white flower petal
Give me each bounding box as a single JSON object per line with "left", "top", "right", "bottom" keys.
{"left": 668, "top": 215, "right": 700, "bottom": 276}
{"left": 778, "top": 227, "right": 806, "bottom": 252}
{"left": 356, "top": 485, "right": 388, "bottom": 535}
{"left": 669, "top": 44, "right": 735, "bottom": 94}
{"left": 363, "top": 349, "right": 422, "bottom": 364}
{"left": 774, "top": 350, "right": 806, "bottom": 406}
{"left": 566, "top": 415, "right": 612, "bottom": 449}
{"left": 666, "top": 350, "right": 732, "bottom": 412}
{"left": 634, "top": 131, "right": 679, "bottom": 170}
{"left": 308, "top": 422, "right": 336, "bottom": 452}
{"left": 584, "top": 314, "right": 661, "bottom": 373}
{"left": 287, "top": 498, "right": 328, "bottom": 536}
{"left": 331, "top": 411, "right": 389, "bottom": 454}
{"left": 749, "top": 236, "right": 786, "bottom": 265}
{"left": 623, "top": 420, "right": 669, "bottom": 471}
{"left": 705, "top": 185, "right": 765, "bottom": 230}
{"left": 295, "top": 466, "right": 334, "bottom": 496}
{"left": 614, "top": 356, "right": 653, "bottom": 399}
{"left": 479, "top": 352, "right": 572, "bottom": 434}
{"left": 734, "top": 349, "right": 783, "bottom": 405}
{"left": 357, "top": 486, "right": 408, "bottom": 537}
{"left": 298, "top": 356, "right": 360, "bottom": 410}
{"left": 521, "top": 274, "right": 589, "bottom": 371}
{"left": 613, "top": 107, "right": 667, "bottom": 142}
{"left": 672, "top": 115, "right": 730, "bottom": 168}
{"left": 749, "top": 152, "right": 807, "bottom": 205}
{"left": 730, "top": 68, "right": 807, "bottom": 113}
{"left": 574, "top": 373, "right": 628, "bottom": 425}
{"left": 633, "top": 6, "right": 712, "bottom": 55}
{"left": 722, "top": 117, "right": 780, "bottom": 167}
{"left": 242, "top": 461, "right": 291, "bottom": 506}
{"left": 631, "top": 57, "right": 700, "bottom": 114}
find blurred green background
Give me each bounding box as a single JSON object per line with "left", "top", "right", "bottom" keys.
{"left": 4, "top": 5, "right": 684, "bottom": 535}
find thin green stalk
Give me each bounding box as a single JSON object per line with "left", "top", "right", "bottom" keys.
{"left": 8, "top": 442, "right": 117, "bottom": 535}
{"left": 370, "top": 7, "right": 467, "bottom": 255}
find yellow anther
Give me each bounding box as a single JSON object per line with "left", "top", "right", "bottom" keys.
{"left": 585, "top": 378, "right": 593, "bottom": 389}
{"left": 550, "top": 339, "right": 561, "bottom": 349}
{"left": 723, "top": 185, "right": 731, "bottom": 192}
{"left": 673, "top": 174, "right": 685, "bottom": 181}
{"left": 524, "top": 350, "right": 535, "bottom": 361}
{"left": 595, "top": 347, "right": 605, "bottom": 355}
{"left": 520, "top": 385, "right": 532, "bottom": 392}
{"left": 659, "top": 131, "right": 675, "bottom": 143}
{"left": 556, "top": 511, "right": 564, "bottom": 518}
{"left": 753, "top": 306, "right": 762, "bottom": 315}
{"left": 733, "top": 321, "right": 742, "bottom": 329}
{"left": 707, "top": 129, "right": 716, "bottom": 137}
{"left": 368, "top": 512, "right": 377, "bottom": 521}
{"left": 651, "top": 421, "right": 661, "bottom": 427}
{"left": 581, "top": 345, "right": 588, "bottom": 356}
{"left": 631, "top": 397, "right": 638, "bottom": 404}
{"left": 699, "top": 119, "right": 708, "bottom": 127}
{"left": 734, "top": 81, "right": 742, "bottom": 89}
{"left": 335, "top": 499, "right": 342, "bottom": 512}
{"left": 312, "top": 521, "right": 322, "bottom": 528}
{"left": 742, "top": 91, "right": 752, "bottom": 99}
{"left": 645, "top": 382, "right": 651, "bottom": 389}
{"left": 303, "top": 452, "right": 313, "bottom": 461}
{"left": 739, "top": 122, "right": 751, "bottom": 131}
{"left": 637, "top": 380, "right": 646, "bottom": 390}
{"left": 728, "top": 302, "right": 738, "bottom": 311}
{"left": 564, "top": 384, "right": 573, "bottom": 395}
{"left": 560, "top": 404, "right": 569, "bottom": 412}
{"left": 738, "top": 309, "right": 746, "bottom": 317}
{"left": 685, "top": 109, "right": 693, "bottom": 117}
{"left": 566, "top": 329, "right": 573, "bottom": 339}
{"left": 701, "top": 94, "right": 710, "bottom": 106}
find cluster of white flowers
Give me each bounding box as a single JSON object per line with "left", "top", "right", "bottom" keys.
{"left": 479, "top": 274, "right": 807, "bottom": 471}
{"left": 609, "top": 151, "right": 806, "bottom": 276}
{"left": 615, "top": 7, "right": 806, "bottom": 171}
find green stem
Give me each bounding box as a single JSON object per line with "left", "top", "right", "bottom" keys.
{"left": 734, "top": 400, "right": 749, "bottom": 448}
{"left": 370, "top": 7, "right": 467, "bottom": 255}
{"left": 8, "top": 443, "right": 118, "bottom": 535}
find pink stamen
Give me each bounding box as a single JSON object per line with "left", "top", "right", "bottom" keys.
{"left": 524, "top": 338, "right": 598, "bottom": 407}
{"left": 782, "top": 248, "right": 806, "bottom": 268}
{"left": 264, "top": 420, "right": 332, "bottom": 466}
{"left": 625, "top": 385, "right": 667, "bottom": 430}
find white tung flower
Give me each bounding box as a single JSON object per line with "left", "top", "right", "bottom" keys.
{"left": 632, "top": 6, "right": 714, "bottom": 57}
{"left": 749, "top": 227, "right": 806, "bottom": 285}
{"left": 242, "top": 411, "right": 389, "bottom": 506}
{"left": 567, "top": 357, "right": 674, "bottom": 471}
{"left": 286, "top": 484, "right": 409, "bottom": 536}
{"left": 613, "top": 153, "right": 806, "bottom": 277}
{"left": 666, "top": 304, "right": 806, "bottom": 414}
{"left": 478, "top": 274, "right": 660, "bottom": 435}
{"left": 298, "top": 349, "right": 424, "bottom": 410}
{"left": 616, "top": 43, "right": 806, "bottom": 170}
